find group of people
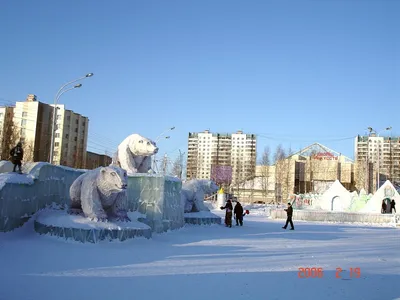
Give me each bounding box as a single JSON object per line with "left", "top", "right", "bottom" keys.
{"left": 382, "top": 198, "right": 396, "bottom": 214}
{"left": 220, "top": 199, "right": 294, "bottom": 230}
{"left": 220, "top": 199, "right": 247, "bottom": 227}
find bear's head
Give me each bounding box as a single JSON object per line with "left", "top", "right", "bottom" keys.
{"left": 199, "top": 180, "right": 219, "bottom": 194}
{"left": 97, "top": 166, "right": 128, "bottom": 193}
{"left": 128, "top": 134, "right": 159, "bottom": 156}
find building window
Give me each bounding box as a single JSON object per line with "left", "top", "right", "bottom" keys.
{"left": 75, "top": 119, "right": 79, "bottom": 124}
{"left": 55, "top": 133, "right": 60, "bottom": 138}
{"left": 67, "top": 116, "right": 71, "bottom": 121}
{"left": 65, "top": 134, "right": 69, "bottom": 139}
{"left": 53, "top": 151, "right": 59, "bottom": 156}
{"left": 74, "top": 137, "right": 77, "bottom": 141}
{"left": 75, "top": 128, "right": 78, "bottom": 133}
{"left": 20, "top": 137, "right": 25, "bottom": 144}
{"left": 56, "top": 115, "right": 62, "bottom": 120}
{"left": 21, "top": 119, "right": 27, "bottom": 126}
{"left": 22, "top": 112, "right": 27, "bottom": 117}
{"left": 55, "top": 142, "right": 60, "bottom": 147}
{"left": 20, "top": 128, "right": 26, "bottom": 136}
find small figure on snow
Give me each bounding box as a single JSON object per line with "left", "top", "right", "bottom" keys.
{"left": 220, "top": 199, "right": 233, "bottom": 228}
{"left": 234, "top": 201, "right": 244, "bottom": 226}
{"left": 10, "top": 142, "right": 23, "bottom": 174}
{"left": 282, "top": 202, "right": 294, "bottom": 230}
{"left": 390, "top": 199, "right": 396, "bottom": 214}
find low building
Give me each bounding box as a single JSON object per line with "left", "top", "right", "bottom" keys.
{"left": 86, "top": 151, "right": 112, "bottom": 169}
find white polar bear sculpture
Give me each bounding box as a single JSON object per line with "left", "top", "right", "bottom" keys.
{"left": 182, "top": 179, "right": 219, "bottom": 213}
{"left": 69, "top": 166, "right": 130, "bottom": 222}
{"left": 112, "top": 133, "right": 159, "bottom": 175}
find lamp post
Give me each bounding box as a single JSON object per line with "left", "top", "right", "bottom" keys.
{"left": 49, "top": 73, "right": 94, "bottom": 164}
{"left": 155, "top": 126, "right": 175, "bottom": 142}
{"left": 368, "top": 126, "right": 392, "bottom": 191}
{"left": 152, "top": 135, "right": 172, "bottom": 172}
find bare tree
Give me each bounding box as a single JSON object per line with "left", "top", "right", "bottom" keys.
{"left": 259, "top": 146, "right": 272, "bottom": 203}
{"left": 0, "top": 118, "right": 18, "bottom": 160}
{"left": 171, "top": 155, "right": 182, "bottom": 178}
{"left": 273, "top": 144, "right": 287, "bottom": 204}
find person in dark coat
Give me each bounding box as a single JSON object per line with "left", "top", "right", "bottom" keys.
{"left": 220, "top": 199, "right": 233, "bottom": 227}
{"left": 10, "top": 142, "right": 24, "bottom": 173}
{"left": 390, "top": 199, "right": 396, "bottom": 214}
{"left": 382, "top": 199, "right": 387, "bottom": 214}
{"left": 234, "top": 202, "right": 244, "bottom": 226}
{"left": 282, "top": 202, "right": 294, "bottom": 230}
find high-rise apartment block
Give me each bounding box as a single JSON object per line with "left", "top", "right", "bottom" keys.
{"left": 13, "top": 94, "right": 53, "bottom": 162}
{"left": 52, "top": 104, "right": 89, "bottom": 168}
{"left": 186, "top": 130, "right": 256, "bottom": 184}
{"left": 10, "top": 94, "right": 89, "bottom": 168}
{"left": 354, "top": 134, "right": 400, "bottom": 191}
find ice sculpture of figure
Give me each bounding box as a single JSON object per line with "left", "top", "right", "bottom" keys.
{"left": 182, "top": 179, "right": 219, "bottom": 213}
{"left": 112, "top": 133, "right": 159, "bottom": 175}
{"left": 69, "top": 166, "right": 130, "bottom": 222}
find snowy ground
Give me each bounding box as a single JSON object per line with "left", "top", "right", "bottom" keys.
{"left": 0, "top": 209, "right": 399, "bottom": 300}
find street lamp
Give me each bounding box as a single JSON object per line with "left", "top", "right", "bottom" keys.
{"left": 49, "top": 73, "right": 94, "bottom": 164}
{"left": 155, "top": 126, "right": 175, "bottom": 142}
{"left": 368, "top": 126, "right": 392, "bottom": 191}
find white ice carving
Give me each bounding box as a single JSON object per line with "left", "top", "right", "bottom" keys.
{"left": 69, "top": 166, "right": 130, "bottom": 222}
{"left": 181, "top": 179, "right": 219, "bottom": 213}
{"left": 111, "top": 133, "right": 158, "bottom": 175}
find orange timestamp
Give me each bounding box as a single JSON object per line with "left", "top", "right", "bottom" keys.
{"left": 298, "top": 267, "right": 361, "bottom": 279}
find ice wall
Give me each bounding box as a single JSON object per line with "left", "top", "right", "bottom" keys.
{"left": 125, "top": 174, "right": 184, "bottom": 233}
{"left": 0, "top": 162, "right": 85, "bottom": 231}
{"left": 270, "top": 209, "right": 396, "bottom": 224}
{"left": 0, "top": 163, "right": 184, "bottom": 233}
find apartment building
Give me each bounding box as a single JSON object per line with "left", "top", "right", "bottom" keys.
{"left": 0, "top": 106, "right": 15, "bottom": 159}
{"left": 354, "top": 134, "right": 400, "bottom": 192}
{"left": 11, "top": 94, "right": 89, "bottom": 168}
{"left": 86, "top": 151, "right": 112, "bottom": 169}
{"left": 52, "top": 104, "right": 89, "bottom": 168}
{"left": 13, "top": 94, "right": 53, "bottom": 161}
{"left": 186, "top": 130, "right": 257, "bottom": 184}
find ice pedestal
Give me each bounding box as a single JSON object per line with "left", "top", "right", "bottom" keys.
{"left": 125, "top": 174, "right": 184, "bottom": 233}
{"left": 184, "top": 211, "right": 222, "bottom": 225}
{"left": 34, "top": 210, "right": 152, "bottom": 243}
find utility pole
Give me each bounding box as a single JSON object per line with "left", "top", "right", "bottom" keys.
{"left": 162, "top": 153, "right": 168, "bottom": 174}
{"left": 179, "top": 150, "right": 186, "bottom": 179}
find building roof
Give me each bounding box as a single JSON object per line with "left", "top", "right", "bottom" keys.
{"left": 288, "top": 142, "right": 354, "bottom": 163}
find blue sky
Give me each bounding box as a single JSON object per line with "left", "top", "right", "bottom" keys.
{"left": 0, "top": 0, "right": 398, "bottom": 164}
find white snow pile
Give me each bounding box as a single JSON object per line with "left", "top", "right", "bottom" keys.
{"left": 314, "top": 180, "right": 352, "bottom": 212}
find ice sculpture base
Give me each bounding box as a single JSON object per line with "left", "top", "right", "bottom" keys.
{"left": 184, "top": 211, "right": 221, "bottom": 225}
{"left": 34, "top": 210, "right": 152, "bottom": 243}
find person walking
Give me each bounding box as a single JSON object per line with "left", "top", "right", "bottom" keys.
{"left": 10, "top": 142, "right": 24, "bottom": 174}
{"left": 382, "top": 199, "right": 387, "bottom": 214}
{"left": 390, "top": 199, "right": 396, "bottom": 214}
{"left": 282, "top": 202, "right": 294, "bottom": 230}
{"left": 234, "top": 201, "right": 244, "bottom": 226}
{"left": 220, "top": 199, "right": 233, "bottom": 228}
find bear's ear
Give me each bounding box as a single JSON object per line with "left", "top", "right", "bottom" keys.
{"left": 100, "top": 167, "right": 107, "bottom": 174}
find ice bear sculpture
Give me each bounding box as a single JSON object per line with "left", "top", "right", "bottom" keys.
{"left": 182, "top": 179, "right": 219, "bottom": 213}
{"left": 112, "top": 133, "right": 159, "bottom": 175}
{"left": 69, "top": 166, "right": 130, "bottom": 222}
